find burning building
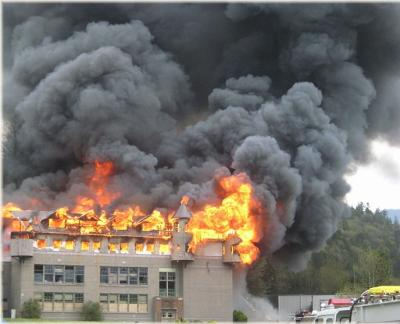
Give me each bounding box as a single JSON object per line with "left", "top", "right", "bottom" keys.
{"left": 3, "top": 161, "right": 262, "bottom": 321}
{"left": 5, "top": 2, "right": 400, "bottom": 321}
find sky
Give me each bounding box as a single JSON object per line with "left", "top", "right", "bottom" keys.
{"left": 345, "top": 140, "right": 400, "bottom": 210}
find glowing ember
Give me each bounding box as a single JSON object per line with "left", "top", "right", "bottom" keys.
{"left": 186, "top": 173, "right": 262, "bottom": 264}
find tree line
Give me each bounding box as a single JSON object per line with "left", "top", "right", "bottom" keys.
{"left": 247, "top": 203, "right": 400, "bottom": 299}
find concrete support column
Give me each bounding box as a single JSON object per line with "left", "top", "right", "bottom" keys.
{"left": 75, "top": 238, "right": 81, "bottom": 252}
{"left": 129, "top": 238, "right": 136, "bottom": 254}
{"left": 154, "top": 240, "right": 160, "bottom": 255}
{"left": 100, "top": 238, "right": 108, "bottom": 253}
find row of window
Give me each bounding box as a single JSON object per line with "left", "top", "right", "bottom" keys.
{"left": 100, "top": 266, "right": 148, "bottom": 285}
{"left": 33, "top": 293, "right": 149, "bottom": 313}
{"left": 34, "top": 265, "right": 84, "bottom": 284}
{"left": 33, "top": 265, "right": 175, "bottom": 296}
{"left": 34, "top": 239, "right": 171, "bottom": 255}
{"left": 33, "top": 292, "right": 84, "bottom": 312}
{"left": 99, "top": 294, "right": 148, "bottom": 313}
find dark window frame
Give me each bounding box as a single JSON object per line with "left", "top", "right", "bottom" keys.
{"left": 159, "top": 270, "right": 176, "bottom": 297}
{"left": 34, "top": 264, "right": 84, "bottom": 284}
{"left": 99, "top": 266, "right": 147, "bottom": 286}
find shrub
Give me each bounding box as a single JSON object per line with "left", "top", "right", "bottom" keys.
{"left": 81, "top": 301, "right": 102, "bottom": 321}
{"left": 233, "top": 310, "right": 248, "bottom": 322}
{"left": 21, "top": 298, "right": 41, "bottom": 319}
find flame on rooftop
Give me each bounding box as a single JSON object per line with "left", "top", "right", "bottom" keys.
{"left": 2, "top": 161, "right": 265, "bottom": 264}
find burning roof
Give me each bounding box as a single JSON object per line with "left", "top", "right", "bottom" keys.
{"left": 3, "top": 162, "right": 263, "bottom": 264}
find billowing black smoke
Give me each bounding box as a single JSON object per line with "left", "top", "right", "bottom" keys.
{"left": 3, "top": 3, "right": 400, "bottom": 269}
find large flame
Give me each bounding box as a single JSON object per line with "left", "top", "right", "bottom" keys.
{"left": 2, "top": 162, "right": 264, "bottom": 265}
{"left": 186, "top": 173, "right": 262, "bottom": 264}
{"left": 2, "top": 202, "right": 28, "bottom": 232}
{"left": 48, "top": 161, "right": 173, "bottom": 235}
{"left": 2, "top": 202, "right": 22, "bottom": 219}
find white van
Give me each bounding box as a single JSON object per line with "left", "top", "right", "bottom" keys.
{"left": 314, "top": 307, "right": 351, "bottom": 324}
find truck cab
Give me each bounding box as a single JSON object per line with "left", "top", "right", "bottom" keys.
{"left": 314, "top": 307, "right": 351, "bottom": 324}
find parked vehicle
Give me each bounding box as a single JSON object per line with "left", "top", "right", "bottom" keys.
{"left": 313, "top": 307, "right": 351, "bottom": 323}
{"left": 350, "top": 286, "right": 400, "bottom": 323}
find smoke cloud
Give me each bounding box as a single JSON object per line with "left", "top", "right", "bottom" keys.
{"left": 3, "top": 3, "right": 400, "bottom": 269}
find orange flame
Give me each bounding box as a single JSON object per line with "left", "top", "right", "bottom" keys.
{"left": 2, "top": 202, "right": 29, "bottom": 232}
{"left": 186, "top": 173, "right": 262, "bottom": 264}
{"left": 2, "top": 162, "right": 264, "bottom": 265}
{"left": 2, "top": 202, "right": 22, "bottom": 219}
{"left": 181, "top": 195, "right": 190, "bottom": 205}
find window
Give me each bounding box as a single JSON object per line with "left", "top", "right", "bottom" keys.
{"left": 65, "top": 266, "right": 74, "bottom": 283}
{"left": 159, "top": 242, "right": 171, "bottom": 255}
{"left": 109, "top": 294, "right": 118, "bottom": 312}
{"left": 139, "top": 267, "right": 148, "bottom": 285}
{"left": 81, "top": 241, "right": 89, "bottom": 251}
{"left": 53, "top": 240, "right": 62, "bottom": 249}
{"left": 43, "top": 292, "right": 53, "bottom": 312}
{"left": 109, "top": 267, "right": 118, "bottom": 284}
{"left": 129, "top": 294, "right": 138, "bottom": 313}
{"left": 75, "top": 293, "right": 84, "bottom": 304}
{"left": 36, "top": 239, "right": 46, "bottom": 249}
{"left": 64, "top": 293, "right": 74, "bottom": 311}
{"left": 54, "top": 293, "right": 63, "bottom": 311}
{"left": 100, "top": 294, "right": 108, "bottom": 312}
{"left": 135, "top": 241, "right": 144, "bottom": 252}
{"left": 120, "top": 242, "right": 129, "bottom": 253}
{"left": 99, "top": 267, "right": 147, "bottom": 286}
{"left": 34, "top": 265, "right": 43, "bottom": 283}
{"left": 108, "top": 242, "right": 117, "bottom": 253}
{"left": 119, "top": 294, "right": 128, "bottom": 312}
{"left": 54, "top": 266, "right": 64, "bottom": 283}
{"left": 65, "top": 240, "right": 74, "bottom": 250}
{"left": 162, "top": 310, "right": 176, "bottom": 320}
{"left": 34, "top": 264, "right": 84, "bottom": 284}
{"left": 129, "top": 267, "right": 138, "bottom": 285}
{"left": 138, "top": 295, "right": 148, "bottom": 313}
{"left": 44, "top": 265, "right": 54, "bottom": 283}
{"left": 159, "top": 270, "right": 176, "bottom": 297}
{"left": 93, "top": 241, "right": 101, "bottom": 251}
{"left": 75, "top": 266, "right": 84, "bottom": 283}
{"left": 35, "top": 292, "right": 83, "bottom": 312}
{"left": 119, "top": 267, "right": 128, "bottom": 285}
{"left": 100, "top": 294, "right": 147, "bottom": 313}
{"left": 100, "top": 267, "right": 108, "bottom": 284}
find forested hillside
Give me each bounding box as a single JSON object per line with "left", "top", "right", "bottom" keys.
{"left": 247, "top": 203, "right": 400, "bottom": 298}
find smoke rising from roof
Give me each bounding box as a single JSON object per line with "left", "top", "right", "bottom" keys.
{"left": 3, "top": 3, "right": 400, "bottom": 269}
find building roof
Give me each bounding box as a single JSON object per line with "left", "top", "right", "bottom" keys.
{"left": 173, "top": 204, "right": 192, "bottom": 219}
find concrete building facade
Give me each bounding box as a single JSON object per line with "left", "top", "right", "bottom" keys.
{"left": 3, "top": 203, "right": 240, "bottom": 321}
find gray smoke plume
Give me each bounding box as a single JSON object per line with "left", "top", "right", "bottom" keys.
{"left": 3, "top": 3, "right": 400, "bottom": 269}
